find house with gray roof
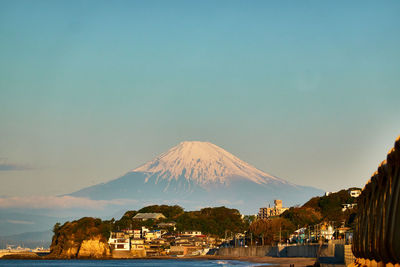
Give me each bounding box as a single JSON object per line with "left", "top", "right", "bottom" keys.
{"left": 132, "top": 213, "right": 166, "bottom": 221}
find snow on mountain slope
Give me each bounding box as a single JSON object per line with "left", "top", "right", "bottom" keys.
{"left": 69, "top": 141, "right": 323, "bottom": 213}
{"left": 133, "top": 141, "right": 286, "bottom": 186}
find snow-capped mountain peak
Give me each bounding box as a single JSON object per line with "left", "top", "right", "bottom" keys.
{"left": 70, "top": 140, "right": 323, "bottom": 213}
{"left": 133, "top": 141, "right": 284, "bottom": 185}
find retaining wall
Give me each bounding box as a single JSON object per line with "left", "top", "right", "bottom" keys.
{"left": 217, "top": 244, "right": 332, "bottom": 258}
{"left": 217, "top": 246, "right": 273, "bottom": 257}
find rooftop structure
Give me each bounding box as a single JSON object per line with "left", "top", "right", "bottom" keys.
{"left": 348, "top": 188, "right": 362, "bottom": 198}
{"left": 108, "top": 232, "right": 130, "bottom": 251}
{"left": 132, "top": 213, "right": 166, "bottom": 221}
{"left": 342, "top": 203, "right": 357, "bottom": 212}
{"left": 258, "top": 199, "right": 289, "bottom": 219}
{"left": 182, "top": 231, "right": 202, "bottom": 236}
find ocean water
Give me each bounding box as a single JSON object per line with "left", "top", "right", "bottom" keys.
{"left": 0, "top": 259, "right": 271, "bottom": 267}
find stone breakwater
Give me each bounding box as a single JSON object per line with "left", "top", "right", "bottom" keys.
{"left": 352, "top": 135, "right": 400, "bottom": 266}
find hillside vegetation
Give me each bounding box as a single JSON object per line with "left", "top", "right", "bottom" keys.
{"left": 248, "top": 189, "right": 359, "bottom": 245}
{"left": 114, "top": 205, "right": 247, "bottom": 237}
{"left": 303, "top": 189, "right": 357, "bottom": 223}
{"left": 50, "top": 189, "right": 358, "bottom": 253}
{"left": 175, "top": 206, "right": 247, "bottom": 236}
{"left": 50, "top": 205, "right": 248, "bottom": 256}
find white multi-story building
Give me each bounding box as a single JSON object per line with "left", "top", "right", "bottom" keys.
{"left": 258, "top": 200, "right": 289, "bottom": 219}
{"left": 348, "top": 188, "right": 362, "bottom": 198}
{"left": 182, "top": 231, "right": 202, "bottom": 236}
{"left": 108, "top": 232, "right": 130, "bottom": 251}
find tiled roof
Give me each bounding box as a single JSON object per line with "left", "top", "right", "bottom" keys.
{"left": 133, "top": 213, "right": 166, "bottom": 220}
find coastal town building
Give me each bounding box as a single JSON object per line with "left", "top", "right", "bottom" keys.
{"left": 141, "top": 226, "right": 150, "bottom": 237}
{"left": 158, "top": 222, "right": 177, "bottom": 230}
{"left": 107, "top": 215, "right": 221, "bottom": 259}
{"left": 133, "top": 229, "right": 141, "bottom": 239}
{"left": 169, "top": 245, "right": 202, "bottom": 256}
{"left": 182, "top": 231, "right": 202, "bottom": 236}
{"left": 108, "top": 232, "right": 130, "bottom": 251}
{"left": 133, "top": 213, "right": 166, "bottom": 221}
{"left": 320, "top": 223, "right": 334, "bottom": 240}
{"left": 130, "top": 238, "right": 145, "bottom": 250}
{"left": 258, "top": 199, "right": 289, "bottom": 219}
{"left": 107, "top": 226, "right": 210, "bottom": 258}
{"left": 342, "top": 203, "right": 357, "bottom": 212}
{"left": 326, "top": 188, "right": 361, "bottom": 198}
{"left": 144, "top": 230, "right": 162, "bottom": 241}
{"left": 348, "top": 188, "right": 362, "bottom": 198}
{"left": 122, "top": 229, "right": 142, "bottom": 239}
{"left": 175, "top": 235, "right": 206, "bottom": 246}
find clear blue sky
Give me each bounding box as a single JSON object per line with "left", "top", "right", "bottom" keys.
{"left": 1, "top": 0, "right": 399, "bottom": 196}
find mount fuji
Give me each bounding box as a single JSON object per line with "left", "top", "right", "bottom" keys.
{"left": 70, "top": 141, "right": 323, "bottom": 214}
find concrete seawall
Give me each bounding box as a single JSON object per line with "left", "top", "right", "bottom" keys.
{"left": 216, "top": 246, "right": 273, "bottom": 257}
{"left": 286, "top": 244, "right": 322, "bottom": 257}
{"left": 217, "top": 244, "right": 355, "bottom": 265}
{"left": 217, "top": 243, "right": 347, "bottom": 257}
{"left": 217, "top": 244, "right": 326, "bottom": 258}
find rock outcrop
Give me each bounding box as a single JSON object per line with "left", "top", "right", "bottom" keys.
{"left": 48, "top": 217, "right": 111, "bottom": 259}
{"left": 49, "top": 234, "right": 110, "bottom": 259}
{"left": 77, "top": 236, "right": 111, "bottom": 258}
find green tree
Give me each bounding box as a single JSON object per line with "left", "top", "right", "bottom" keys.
{"left": 249, "top": 217, "right": 294, "bottom": 245}
{"left": 281, "top": 207, "right": 322, "bottom": 227}
{"left": 53, "top": 222, "right": 61, "bottom": 235}
{"left": 138, "top": 205, "right": 184, "bottom": 220}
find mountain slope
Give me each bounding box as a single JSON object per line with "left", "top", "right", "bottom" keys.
{"left": 70, "top": 141, "right": 323, "bottom": 213}
{"left": 133, "top": 141, "right": 285, "bottom": 186}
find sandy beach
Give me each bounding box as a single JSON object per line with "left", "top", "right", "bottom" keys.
{"left": 182, "top": 255, "right": 316, "bottom": 267}
{"left": 1, "top": 253, "right": 316, "bottom": 266}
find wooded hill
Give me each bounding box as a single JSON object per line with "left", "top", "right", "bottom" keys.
{"left": 248, "top": 188, "right": 359, "bottom": 245}
{"left": 50, "top": 188, "right": 359, "bottom": 249}
{"left": 50, "top": 205, "right": 249, "bottom": 248}
{"left": 114, "top": 205, "right": 249, "bottom": 237}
